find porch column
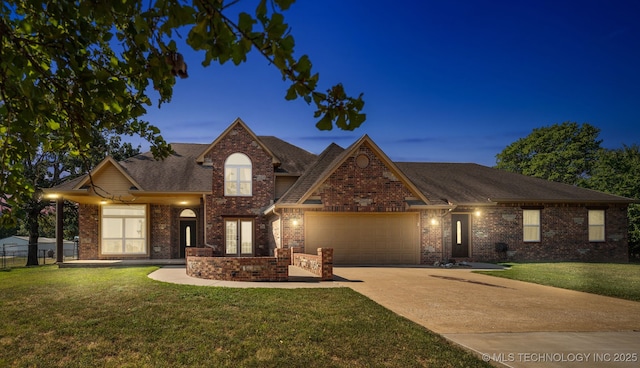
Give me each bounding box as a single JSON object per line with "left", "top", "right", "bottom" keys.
{"left": 56, "top": 197, "right": 64, "bottom": 263}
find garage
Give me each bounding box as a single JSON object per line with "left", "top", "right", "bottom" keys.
{"left": 304, "top": 212, "right": 420, "bottom": 265}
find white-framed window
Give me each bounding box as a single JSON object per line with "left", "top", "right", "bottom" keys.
{"left": 225, "top": 219, "right": 253, "bottom": 256}
{"left": 523, "top": 209, "right": 541, "bottom": 242}
{"left": 588, "top": 210, "right": 605, "bottom": 242}
{"left": 224, "top": 153, "right": 252, "bottom": 196}
{"left": 101, "top": 204, "right": 147, "bottom": 255}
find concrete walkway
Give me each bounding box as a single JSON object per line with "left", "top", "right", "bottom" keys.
{"left": 147, "top": 265, "right": 640, "bottom": 367}
{"left": 333, "top": 267, "right": 640, "bottom": 368}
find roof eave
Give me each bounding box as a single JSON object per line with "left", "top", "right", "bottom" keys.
{"left": 489, "top": 198, "right": 637, "bottom": 204}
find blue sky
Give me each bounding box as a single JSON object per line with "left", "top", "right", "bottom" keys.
{"left": 139, "top": 0, "right": 640, "bottom": 167}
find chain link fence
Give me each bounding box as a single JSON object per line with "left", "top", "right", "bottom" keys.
{"left": 1, "top": 242, "right": 79, "bottom": 269}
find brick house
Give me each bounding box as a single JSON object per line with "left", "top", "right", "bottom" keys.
{"left": 48, "top": 118, "right": 634, "bottom": 264}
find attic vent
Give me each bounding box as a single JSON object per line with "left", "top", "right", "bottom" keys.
{"left": 130, "top": 186, "right": 138, "bottom": 190}
{"left": 203, "top": 157, "right": 213, "bottom": 167}
{"left": 356, "top": 154, "right": 370, "bottom": 168}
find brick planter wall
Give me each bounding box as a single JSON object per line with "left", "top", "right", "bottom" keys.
{"left": 293, "top": 248, "right": 333, "bottom": 280}
{"left": 186, "top": 248, "right": 289, "bottom": 281}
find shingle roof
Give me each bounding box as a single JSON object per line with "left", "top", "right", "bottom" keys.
{"left": 52, "top": 129, "right": 635, "bottom": 206}
{"left": 396, "top": 162, "right": 633, "bottom": 205}
{"left": 54, "top": 136, "right": 318, "bottom": 193}
{"left": 257, "top": 136, "right": 317, "bottom": 175}
{"left": 278, "top": 143, "right": 346, "bottom": 204}
{"left": 119, "top": 143, "right": 212, "bottom": 192}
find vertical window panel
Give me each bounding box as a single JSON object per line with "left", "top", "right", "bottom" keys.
{"left": 588, "top": 210, "right": 605, "bottom": 242}
{"left": 456, "top": 221, "right": 462, "bottom": 245}
{"left": 225, "top": 221, "right": 238, "bottom": 254}
{"left": 241, "top": 221, "right": 253, "bottom": 254}
{"left": 523, "top": 209, "right": 541, "bottom": 242}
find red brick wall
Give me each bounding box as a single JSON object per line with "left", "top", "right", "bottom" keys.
{"left": 202, "top": 125, "right": 274, "bottom": 256}
{"left": 420, "top": 210, "right": 445, "bottom": 264}
{"left": 78, "top": 204, "right": 99, "bottom": 259}
{"left": 450, "top": 204, "right": 629, "bottom": 263}
{"left": 293, "top": 248, "right": 333, "bottom": 280}
{"left": 150, "top": 205, "right": 171, "bottom": 259}
{"left": 186, "top": 248, "right": 289, "bottom": 281}
{"left": 312, "top": 145, "right": 413, "bottom": 212}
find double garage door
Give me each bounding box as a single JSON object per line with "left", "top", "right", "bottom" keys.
{"left": 305, "top": 213, "right": 420, "bottom": 265}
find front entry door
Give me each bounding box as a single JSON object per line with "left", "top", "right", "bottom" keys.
{"left": 180, "top": 220, "right": 197, "bottom": 258}
{"left": 451, "top": 214, "right": 470, "bottom": 258}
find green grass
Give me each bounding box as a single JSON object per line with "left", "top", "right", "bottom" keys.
{"left": 476, "top": 262, "right": 640, "bottom": 301}
{"left": 0, "top": 266, "right": 489, "bottom": 368}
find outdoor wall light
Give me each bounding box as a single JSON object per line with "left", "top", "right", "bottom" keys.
{"left": 292, "top": 219, "right": 299, "bottom": 226}
{"left": 475, "top": 210, "right": 482, "bottom": 217}
{"left": 430, "top": 218, "right": 438, "bottom": 225}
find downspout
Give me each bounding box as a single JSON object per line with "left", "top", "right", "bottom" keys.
{"left": 202, "top": 194, "right": 215, "bottom": 250}
{"left": 264, "top": 204, "right": 282, "bottom": 256}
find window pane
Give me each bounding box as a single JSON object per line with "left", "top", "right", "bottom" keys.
{"left": 180, "top": 209, "right": 196, "bottom": 218}
{"left": 588, "top": 210, "right": 605, "bottom": 242}
{"left": 589, "top": 210, "right": 605, "bottom": 225}
{"left": 103, "top": 205, "right": 145, "bottom": 216}
{"left": 226, "top": 153, "right": 251, "bottom": 165}
{"left": 103, "top": 218, "right": 123, "bottom": 237}
{"left": 125, "top": 240, "right": 145, "bottom": 254}
{"left": 523, "top": 210, "right": 540, "bottom": 225}
{"left": 185, "top": 226, "right": 191, "bottom": 247}
{"left": 239, "top": 167, "right": 251, "bottom": 181}
{"left": 226, "top": 182, "right": 237, "bottom": 195}
{"left": 589, "top": 227, "right": 605, "bottom": 242}
{"left": 239, "top": 183, "right": 251, "bottom": 196}
{"left": 102, "top": 239, "right": 123, "bottom": 254}
{"left": 226, "top": 221, "right": 237, "bottom": 254}
{"left": 225, "top": 169, "right": 237, "bottom": 181}
{"left": 125, "top": 218, "right": 145, "bottom": 238}
{"left": 524, "top": 227, "right": 540, "bottom": 242}
{"left": 456, "top": 221, "right": 462, "bottom": 245}
{"left": 241, "top": 221, "right": 253, "bottom": 254}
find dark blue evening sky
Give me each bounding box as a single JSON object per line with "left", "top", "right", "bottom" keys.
{"left": 139, "top": 0, "right": 640, "bottom": 167}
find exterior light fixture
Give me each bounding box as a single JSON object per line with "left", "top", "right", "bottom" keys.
{"left": 475, "top": 210, "right": 481, "bottom": 217}
{"left": 292, "top": 219, "right": 299, "bottom": 226}
{"left": 430, "top": 218, "right": 438, "bottom": 225}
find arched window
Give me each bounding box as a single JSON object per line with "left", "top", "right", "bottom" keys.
{"left": 180, "top": 209, "right": 196, "bottom": 218}
{"left": 224, "top": 153, "right": 252, "bottom": 196}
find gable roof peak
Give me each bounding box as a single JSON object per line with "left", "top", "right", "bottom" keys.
{"left": 195, "top": 118, "right": 280, "bottom": 165}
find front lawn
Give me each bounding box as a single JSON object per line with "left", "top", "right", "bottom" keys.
{"left": 476, "top": 262, "right": 640, "bottom": 301}
{"left": 0, "top": 266, "right": 489, "bottom": 367}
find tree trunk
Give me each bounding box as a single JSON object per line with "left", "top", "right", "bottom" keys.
{"left": 26, "top": 208, "right": 40, "bottom": 266}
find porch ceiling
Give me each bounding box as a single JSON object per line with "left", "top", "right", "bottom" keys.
{"left": 44, "top": 190, "right": 204, "bottom": 207}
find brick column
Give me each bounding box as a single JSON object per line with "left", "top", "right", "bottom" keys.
{"left": 318, "top": 248, "right": 333, "bottom": 281}
{"left": 274, "top": 248, "right": 291, "bottom": 281}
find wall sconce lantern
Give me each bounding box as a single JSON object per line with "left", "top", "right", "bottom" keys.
{"left": 430, "top": 218, "right": 438, "bottom": 226}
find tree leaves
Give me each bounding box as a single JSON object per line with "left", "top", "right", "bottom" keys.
{"left": 495, "top": 122, "right": 601, "bottom": 185}
{"left": 1, "top": 0, "right": 366, "bottom": 227}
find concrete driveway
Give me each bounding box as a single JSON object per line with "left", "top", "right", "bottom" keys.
{"left": 333, "top": 267, "right": 640, "bottom": 368}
